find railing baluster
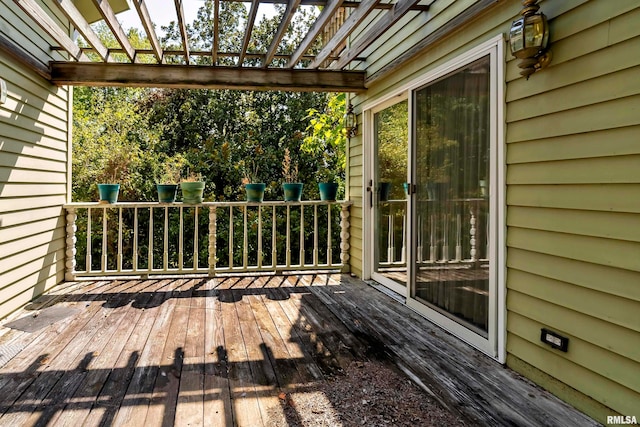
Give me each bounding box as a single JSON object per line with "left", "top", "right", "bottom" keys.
{"left": 443, "top": 213, "right": 450, "bottom": 262}
{"left": 102, "top": 207, "right": 107, "bottom": 272}
{"left": 313, "top": 205, "right": 319, "bottom": 267}
{"left": 208, "top": 206, "right": 217, "bottom": 275}
{"left": 340, "top": 203, "right": 350, "bottom": 272}
{"left": 148, "top": 207, "right": 154, "bottom": 271}
{"left": 117, "top": 207, "right": 123, "bottom": 273}
{"left": 257, "top": 206, "right": 263, "bottom": 269}
{"left": 86, "top": 208, "right": 92, "bottom": 272}
{"left": 65, "top": 208, "right": 76, "bottom": 281}
{"left": 271, "top": 205, "right": 277, "bottom": 269}
{"left": 387, "top": 213, "right": 393, "bottom": 263}
{"left": 228, "top": 206, "right": 234, "bottom": 269}
{"left": 133, "top": 207, "right": 139, "bottom": 272}
{"left": 299, "top": 205, "right": 305, "bottom": 267}
{"left": 417, "top": 214, "right": 423, "bottom": 264}
{"left": 194, "top": 207, "right": 199, "bottom": 270}
{"left": 456, "top": 210, "right": 462, "bottom": 262}
{"left": 243, "top": 205, "right": 248, "bottom": 270}
{"left": 179, "top": 206, "right": 184, "bottom": 270}
{"left": 429, "top": 214, "right": 436, "bottom": 263}
{"left": 327, "top": 204, "right": 332, "bottom": 266}
{"left": 164, "top": 206, "right": 169, "bottom": 271}
{"left": 401, "top": 210, "right": 406, "bottom": 264}
{"left": 286, "top": 205, "right": 291, "bottom": 268}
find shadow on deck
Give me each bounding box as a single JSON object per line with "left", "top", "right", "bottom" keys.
{"left": 0, "top": 274, "right": 598, "bottom": 426}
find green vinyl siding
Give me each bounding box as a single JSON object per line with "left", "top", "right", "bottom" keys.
{"left": 503, "top": 0, "right": 640, "bottom": 420}
{"left": 350, "top": 0, "right": 640, "bottom": 422}
{"left": 0, "top": 0, "right": 71, "bottom": 320}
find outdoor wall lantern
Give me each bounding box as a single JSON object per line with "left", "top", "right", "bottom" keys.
{"left": 509, "top": 0, "right": 552, "bottom": 79}
{"left": 344, "top": 103, "right": 358, "bottom": 138}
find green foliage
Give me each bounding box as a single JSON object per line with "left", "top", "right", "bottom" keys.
{"left": 72, "top": 86, "right": 162, "bottom": 201}
{"left": 301, "top": 93, "right": 347, "bottom": 183}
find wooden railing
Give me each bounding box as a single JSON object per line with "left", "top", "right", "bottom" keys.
{"left": 64, "top": 201, "right": 351, "bottom": 279}
{"left": 378, "top": 198, "right": 489, "bottom": 267}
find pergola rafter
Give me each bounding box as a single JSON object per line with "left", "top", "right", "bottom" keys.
{"left": 90, "top": 0, "right": 138, "bottom": 62}
{"left": 53, "top": 0, "right": 112, "bottom": 62}
{"left": 174, "top": 0, "right": 191, "bottom": 64}
{"left": 132, "top": 0, "right": 165, "bottom": 63}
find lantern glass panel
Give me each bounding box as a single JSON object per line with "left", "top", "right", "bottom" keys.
{"left": 509, "top": 18, "right": 525, "bottom": 54}
{"left": 525, "top": 14, "right": 546, "bottom": 49}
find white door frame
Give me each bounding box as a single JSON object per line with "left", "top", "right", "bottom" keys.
{"left": 365, "top": 94, "right": 409, "bottom": 295}
{"left": 362, "top": 35, "right": 506, "bottom": 362}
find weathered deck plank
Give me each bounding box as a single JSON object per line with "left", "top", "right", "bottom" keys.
{"left": 175, "top": 280, "right": 207, "bottom": 427}
{"left": 204, "top": 276, "right": 233, "bottom": 427}
{"left": 0, "top": 274, "right": 599, "bottom": 426}
{"left": 220, "top": 278, "right": 264, "bottom": 427}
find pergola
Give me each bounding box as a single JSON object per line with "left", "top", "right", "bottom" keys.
{"left": 1, "top": 0, "right": 497, "bottom": 92}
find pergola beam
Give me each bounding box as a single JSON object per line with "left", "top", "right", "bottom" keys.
{"left": 49, "top": 62, "right": 367, "bottom": 92}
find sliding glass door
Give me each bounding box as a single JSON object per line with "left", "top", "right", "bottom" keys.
{"left": 367, "top": 39, "right": 503, "bottom": 357}
{"left": 412, "top": 56, "right": 491, "bottom": 337}
{"left": 371, "top": 99, "right": 408, "bottom": 293}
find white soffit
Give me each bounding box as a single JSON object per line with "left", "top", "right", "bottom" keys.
{"left": 73, "top": 0, "right": 131, "bottom": 24}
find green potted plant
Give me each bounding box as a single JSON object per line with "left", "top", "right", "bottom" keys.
{"left": 282, "top": 148, "right": 303, "bottom": 202}
{"left": 180, "top": 171, "right": 205, "bottom": 204}
{"left": 156, "top": 155, "right": 185, "bottom": 203}
{"left": 240, "top": 142, "right": 266, "bottom": 202}
{"left": 317, "top": 167, "right": 339, "bottom": 201}
{"left": 96, "top": 150, "right": 130, "bottom": 204}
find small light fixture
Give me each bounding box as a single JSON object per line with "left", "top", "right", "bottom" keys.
{"left": 344, "top": 103, "right": 357, "bottom": 138}
{"left": 509, "top": 0, "right": 552, "bottom": 79}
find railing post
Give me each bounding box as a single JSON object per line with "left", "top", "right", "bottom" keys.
{"left": 340, "top": 202, "right": 351, "bottom": 273}
{"left": 65, "top": 208, "right": 77, "bottom": 281}
{"left": 208, "top": 206, "right": 217, "bottom": 276}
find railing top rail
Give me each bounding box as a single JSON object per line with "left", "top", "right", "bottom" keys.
{"left": 64, "top": 200, "right": 353, "bottom": 209}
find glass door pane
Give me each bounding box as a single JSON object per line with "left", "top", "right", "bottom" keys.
{"left": 413, "top": 56, "right": 491, "bottom": 336}
{"left": 373, "top": 100, "right": 408, "bottom": 288}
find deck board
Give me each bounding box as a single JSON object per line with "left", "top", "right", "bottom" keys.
{"left": 0, "top": 274, "right": 599, "bottom": 426}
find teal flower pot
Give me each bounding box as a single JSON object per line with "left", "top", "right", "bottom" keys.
{"left": 157, "top": 184, "right": 178, "bottom": 203}
{"left": 318, "top": 182, "right": 338, "bottom": 201}
{"left": 379, "top": 182, "right": 391, "bottom": 201}
{"left": 97, "top": 184, "right": 120, "bottom": 203}
{"left": 245, "top": 183, "right": 266, "bottom": 202}
{"left": 181, "top": 181, "right": 205, "bottom": 204}
{"left": 282, "top": 183, "right": 303, "bottom": 202}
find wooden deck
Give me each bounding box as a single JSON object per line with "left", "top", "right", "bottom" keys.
{"left": 0, "top": 274, "right": 598, "bottom": 426}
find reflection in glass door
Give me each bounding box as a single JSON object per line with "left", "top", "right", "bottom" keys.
{"left": 372, "top": 100, "right": 408, "bottom": 291}
{"left": 413, "top": 56, "right": 491, "bottom": 336}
